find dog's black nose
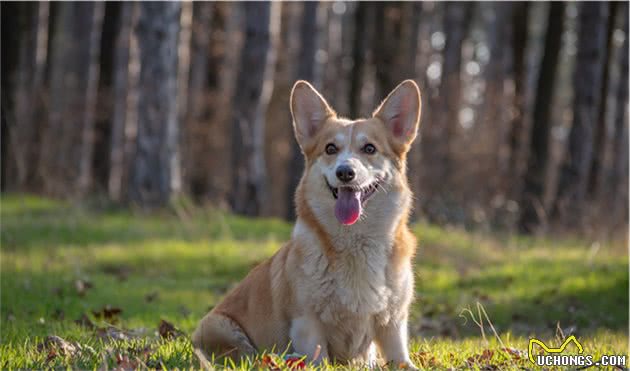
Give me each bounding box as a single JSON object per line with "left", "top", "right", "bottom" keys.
{"left": 336, "top": 165, "right": 355, "bottom": 183}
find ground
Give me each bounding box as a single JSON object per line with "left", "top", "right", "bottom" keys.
{"left": 1, "top": 194, "right": 628, "bottom": 370}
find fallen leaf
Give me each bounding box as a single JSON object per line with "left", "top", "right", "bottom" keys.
{"left": 258, "top": 354, "right": 281, "bottom": 371}
{"left": 92, "top": 305, "right": 123, "bottom": 322}
{"left": 158, "top": 319, "right": 184, "bottom": 339}
{"left": 500, "top": 347, "right": 524, "bottom": 360}
{"left": 415, "top": 351, "right": 438, "bottom": 367}
{"left": 37, "top": 335, "right": 79, "bottom": 360}
{"left": 466, "top": 349, "right": 494, "bottom": 366}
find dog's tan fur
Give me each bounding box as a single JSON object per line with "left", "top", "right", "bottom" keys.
{"left": 193, "top": 80, "right": 422, "bottom": 368}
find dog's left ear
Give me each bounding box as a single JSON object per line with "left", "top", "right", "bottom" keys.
{"left": 373, "top": 80, "right": 422, "bottom": 147}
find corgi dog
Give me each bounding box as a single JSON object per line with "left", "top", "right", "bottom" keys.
{"left": 193, "top": 80, "right": 422, "bottom": 368}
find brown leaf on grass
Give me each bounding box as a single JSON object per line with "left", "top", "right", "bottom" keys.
{"left": 257, "top": 354, "right": 281, "bottom": 371}
{"left": 37, "top": 335, "right": 79, "bottom": 362}
{"left": 75, "top": 279, "right": 93, "bottom": 296}
{"left": 92, "top": 305, "right": 123, "bottom": 322}
{"left": 75, "top": 313, "right": 96, "bottom": 330}
{"left": 414, "top": 351, "right": 438, "bottom": 368}
{"left": 158, "top": 319, "right": 184, "bottom": 339}
{"left": 500, "top": 347, "right": 524, "bottom": 360}
{"left": 466, "top": 349, "right": 494, "bottom": 366}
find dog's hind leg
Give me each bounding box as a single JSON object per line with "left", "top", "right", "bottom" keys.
{"left": 192, "top": 313, "right": 256, "bottom": 364}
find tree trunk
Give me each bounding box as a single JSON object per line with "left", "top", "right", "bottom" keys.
{"left": 40, "top": 2, "right": 104, "bottom": 197}
{"left": 129, "top": 2, "right": 182, "bottom": 208}
{"left": 607, "top": 3, "right": 628, "bottom": 225}
{"left": 518, "top": 2, "right": 566, "bottom": 233}
{"left": 286, "top": 1, "right": 320, "bottom": 220}
{"left": 91, "top": 3, "right": 120, "bottom": 192}
{"left": 587, "top": 1, "right": 618, "bottom": 196}
{"left": 348, "top": 3, "right": 376, "bottom": 118}
{"left": 6, "top": 3, "right": 49, "bottom": 190}
{"left": 373, "top": 3, "right": 420, "bottom": 102}
{"left": 183, "top": 2, "right": 214, "bottom": 200}
{"left": 507, "top": 2, "right": 530, "bottom": 185}
{"left": 230, "top": 2, "right": 280, "bottom": 216}
{"left": 551, "top": 2, "right": 609, "bottom": 226}
{"left": 108, "top": 2, "right": 135, "bottom": 202}
{"left": 438, "top": 2, "right": 474, "bottom": 181}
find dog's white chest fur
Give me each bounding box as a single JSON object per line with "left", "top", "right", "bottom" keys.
{"left": 292, "top": 220, "right": 398, "bottom": 360}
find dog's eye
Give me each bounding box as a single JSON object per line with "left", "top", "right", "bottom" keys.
{"left": 325, "top": 143, "right": 338, "bottom": 155}
{"left": 362, "top": 143, "right": 376, "bottom": 155}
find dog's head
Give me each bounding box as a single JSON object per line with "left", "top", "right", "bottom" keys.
{"left": 291, "top": 80, "right": 421, "bottom": 226}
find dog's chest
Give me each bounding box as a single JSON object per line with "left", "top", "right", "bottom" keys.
{"left": 300, "top": 231, "right": 394, "bottom": 321}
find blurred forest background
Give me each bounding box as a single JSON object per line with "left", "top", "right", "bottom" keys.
{"left": 1, "top": 1, "right": 628, "bottom": 237}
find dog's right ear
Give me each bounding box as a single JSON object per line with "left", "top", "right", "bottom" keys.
{"left": 290, "top": 80, "right": 334, "bottom": 150}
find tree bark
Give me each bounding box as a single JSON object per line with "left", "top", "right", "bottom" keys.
{"left": 108, "top": 2, "right": 135, "bottom": 201}
{"left": 438, "top": 2, "right": 474, "bottom": 180}
{"left": 183, "top": 2, "right": 214, "bottom": 200}
{"left": 551, "top": 2, "right": 609, "bottom": 226}
{"left": 286, "top": 1, "right": 320, "bottom": 220}
{"left": 129, "top": 2, "right": 182, "bottom": 208}
{"left": 607, "top": 3, "right": 628, "bottom": 224}
{"left": 40, "top": 2, "right": 104, "bottom": 197}
{"left": 518, "top": 2, "right": 566, "bottom": 233}
{"left": 587, "top": 1, "right": 618, "bottom": 196}
{"left": 348, "top": 3, "right": 376, "bottom": 118}
{"left": 230, "top": 2, "right": 280, "bottom": 216}
{"left": 6, "top": 3, "right": 49, "bottom": 190}
{"left": 507, "top": 2, "right": 530, "bottom": 185}
{"left": 373, "top": 3, "right": 420, "bottom": 102}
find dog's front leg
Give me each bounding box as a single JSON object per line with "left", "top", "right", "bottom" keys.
{"left": 374, "top": 315, "right": 417, "bottom": 369}
{"left": 289, "top": 315, "right": 329, "bottom": 364}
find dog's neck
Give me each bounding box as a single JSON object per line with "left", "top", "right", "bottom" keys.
{"left": 294, "top": 184, "right": 412, "bottom": 258}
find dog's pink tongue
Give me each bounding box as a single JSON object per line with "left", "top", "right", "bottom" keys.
{"left": 335, "top": 188, "right": 362, "bottom": 225}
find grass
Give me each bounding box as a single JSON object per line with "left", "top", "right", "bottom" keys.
{"left": 1, "top": 193, "right": 628, "bottom": 370}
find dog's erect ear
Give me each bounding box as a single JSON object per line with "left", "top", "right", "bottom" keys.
{"left": 373, "top": 80, "right": 422, "bottom": 147}
{"left": 290, "top": 80, "right": 334, "bottom": 149}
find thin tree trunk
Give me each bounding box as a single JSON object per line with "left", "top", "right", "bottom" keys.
{"left": 507, "top": 2, "right": 530, "bottom": 186}
{"left": 129, "top": 2, "right": 182, "bottom": 208}
{"left": 183, "top": 2, "right": 214, "bottom": 200}
{"left": 286, "top": 1, "right": 320, "bottom": 220}
{"left": 348, "top": 3, "right": 375, "bottom": 118}
{"left": 587, "top": 1, "right": 618, "bottom": 196}
{"left": 40, "top": 3, "right": 104, "bottom": 197}
{"left": 518, "top": 2, "right": 566, "bottom": 233}
{"left": 373, "top": 3, "right": 419, "bottom": 102}
{"left": 607, "top": 3, "right": 628, "bottom": 225}
{"left": 108, "top": 2, "right": 134, "bottom": 202}
{"left": 230, "top": 2, "right": 280, "bottom": 216}
{"left": 551, "top": 2, "right": 609, "bottom": 226}
{"left": 438, "top": 2, "right": 474, "bottom": 180}
{"left": 10, "top": 3, "right": 49, "bottom": 190}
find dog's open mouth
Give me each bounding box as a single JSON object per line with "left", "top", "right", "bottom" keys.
{"left": 325, "top": 177, "right": 380, "bottom": 225}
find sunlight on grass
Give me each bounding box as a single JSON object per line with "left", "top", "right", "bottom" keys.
{"left": 1, "top": 194, "right": 628, "bottom": 369}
